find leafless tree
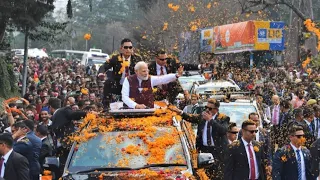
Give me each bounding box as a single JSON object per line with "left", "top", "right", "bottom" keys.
{"left": 238, "top": 0, "right": 309, "bottom": 20}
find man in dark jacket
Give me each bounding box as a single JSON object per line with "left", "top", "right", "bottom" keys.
{"left": 48, "top": 97, "right": 86, "bottom": 178}
{"left": 225, "top": 120, "right": 266, "bottom": 180}
{"left": 11, "top": 122, "right": 34, "bottom": 180}
{"left": 24, "top": 120, "right": 41, "bottom": 180}
{"left": 0, "top": 133, "right": 30, "bottom": 180}
{"left": 171, "top": 98, "right": 229, "bottom": 180}
{"left": 35, "top": 125, "right": 52, "bottom": 170}
{"left": 272, "top": 125, "right": 316, "bottom": 180}
{"left": 148, "top": 50, "right": 202, "bottom": 104}
{"left": 98, "top": 38, "right": 142, "bottom": 109}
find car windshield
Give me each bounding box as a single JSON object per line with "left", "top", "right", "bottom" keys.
{"left": 196, "top": 86, "right": 237, "bottom": 94}
{"left": 68, "top": 127, "right": 187, "bottom": 172}
{"left": 87, "top": 58, "right": 105, "bottom": 66}
{"left": 179, "top": 75, "right": 205, "bottom": 91}
{"left": 219, "top": 104, "right": 257, "bottom": 127}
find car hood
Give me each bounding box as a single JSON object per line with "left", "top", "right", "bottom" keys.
{"left": 63, "top": 172, "right": 187, "bottom": 180}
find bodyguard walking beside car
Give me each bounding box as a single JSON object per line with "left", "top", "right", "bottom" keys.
{"left": 171, "top": 98, "right": 229, "bottom": 180}
{"left": 225, "top": 120, "right": 266, "bottom": 180}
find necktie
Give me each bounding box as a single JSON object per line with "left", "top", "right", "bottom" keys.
{"left": 272, "top": 106, "right": 278, "bottom": 125}
{"left": 248, "top": 144, "right": 256, "bottom": 180}
{"left": 296, "top": 150, "right": 302, "bottom": 180}
{"left": 206, "top": 120, "right": 212, "bottom": 146}
{"left": 160, "top": 66, "right": 164, "bottom": 75}
{"left": 125, "top": 59, "right": 129, "bottom": 77}
{"left": 160, "top": 66, "right": 167, "bottom": 91}
{"left": 0, "top": 157, "right": 4, "bottom": 176}
{"left": 309, "top": 122, "right": 314, "bottom": 134}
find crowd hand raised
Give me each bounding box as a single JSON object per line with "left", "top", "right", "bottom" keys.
{"left": 202, "top": 111, "right": 213, "bottom": 121}
{"left": 13, "top": 127, "right": 26, "bottom": 140}
{"left": 135, "top": 104, "right": 147, "bottom": 109}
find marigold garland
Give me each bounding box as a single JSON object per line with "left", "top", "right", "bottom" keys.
{"left": 69, "top": 102, "right": 185, "bottom": 171}
{"left": 117, "top": 56, "right": 130, "bottom": 75}
{"left": 304, "top": 19, "right": 320, "bottom": 51}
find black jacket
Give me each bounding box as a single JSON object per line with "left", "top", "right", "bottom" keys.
{"left": 98, "top": 53, "right": 142, "bottom": 82}
{"left": 224, "top": 139, "right": 266, "bottom": 180}
{"left": 4, "top": 151, "right": 30, "bottom": 180}
{"left": 51, "top": 107, "right": 86, "bottom": 140}
{"left": 148, "top": 59, "right": 199, "bottom": 103}
{"left": 98, "top": 53, "right": 142, "bottom": 96}
{"left": 182, "top": 112, "right": 229, "bottom": 161}
{"left": 272, "top": 144, "right": 316, "bottom": 180}
{"left": 39, "top": 137, "right": 53, "bottom": 168}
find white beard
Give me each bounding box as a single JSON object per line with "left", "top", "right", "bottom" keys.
{"left": 138, "top": 75, "right": 148, "bottom": 81}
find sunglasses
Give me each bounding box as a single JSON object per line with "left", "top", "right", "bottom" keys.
{"left": 205, "top": 106, "right": 216, "bottom": 111}
{"left": 158, "top": 58, "right": 168, "bottom": 61}
{"left": 244, "top": 129, "right": 258, "bottom": 134}
{"left": 123, "top": 46, "right": 133, "bottom": 49}
{"left": 295, "top": 135, "right": 305, "bottom": 138}
{"left": 228, "top": 131, "right": 238, "bottom": 134}
{"left": 205, "top": 106, "right": 213, "bottom": 111}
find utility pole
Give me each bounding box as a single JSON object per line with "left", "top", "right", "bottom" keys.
{"left": 21, "top": 26, "right": 29, "bottom": 96}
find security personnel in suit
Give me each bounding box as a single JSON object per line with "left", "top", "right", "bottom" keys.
{"left": 24, "top": 120, "right": 42, "bottom": 180}
{"left": 272, "top": 125, "right": 317, "bottom": 180}
{"left": 225, "top": 120, "right": 267, "bottom": 180}
{"left": 148, "top": 50, "right": 202, "bottom": 104}
{"left": 36, "top": 125, "right": 53, "bottom": 170}
{"left": 98, "top": 38, "right": 142, "bottom": 109}
{"left": 172, "top": 98, "right": 229, "bottom": 180}
{"left": 0, "top": 133, "right": 30, "bottom": 180}
{"left": 11, "top": 122, "right": 34, "bottom": 180}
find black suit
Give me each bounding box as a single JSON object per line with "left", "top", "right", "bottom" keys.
{"left": 98, "top": 54, "right": 142, "bottom": 107}
{"left": 4, "top": 151, "right": 30, "bottom": 180}
{"left": 51, "top": 107, "right": 86, "bottom": 140}
{"left": 182, "top": 112, "right": 229, "bottom": 179}
{"left": 148, "top": 59, "right": 199, "bottom": 104}
{"left": 39, "top": 137, "right": 53, "bottom": 169}
{"left": 272, "top": 144, "right": 316, "bottom": 180}
{"left": 224, "top": 139, "right": 266, "bottom": 180}
{"left": 300, "top": 120, "right": 316, "bottom": 149}
{"left": 51, "top": 107, "right": 86, "bottom": 178}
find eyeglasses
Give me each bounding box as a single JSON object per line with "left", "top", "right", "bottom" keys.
{"left": 228, "top": 131, "right": 239, "bottom": 134}
{"left": 157, "top": 58, "right": 168, "bottom": 61}
{"left": 123, "top": 46, "right": 133, "bottom": 49}
{"left": 244, "top": 129, "right": 258, "bottom": 134}
{"left": 205, "top": 106, "right": 214, "bottom": 111}
{"left": 295, "top": 135, "right": 305, "bottom": 138}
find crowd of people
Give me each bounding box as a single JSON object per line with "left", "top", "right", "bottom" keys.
{"left": 0, "top": 37, "right": 319, "bottom": 180}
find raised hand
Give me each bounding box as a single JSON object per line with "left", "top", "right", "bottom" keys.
{"left": 177, "top": 66, "right": 184, "bottom": 76}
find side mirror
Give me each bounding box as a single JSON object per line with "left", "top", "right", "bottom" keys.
{"left": 198, "top": 153, "right": 214, "bottom": 168}
{"left": 43, "top": 157, "right": 60, "bottom": 169}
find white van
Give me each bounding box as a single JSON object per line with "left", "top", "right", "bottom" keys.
{"left": 81, "top": 52, "right": 109, "bottom": 69}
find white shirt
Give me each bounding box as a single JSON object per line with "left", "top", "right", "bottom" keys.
{"left": 0, "top": 149, "right": 13, "bottom": 177}
{"left": 242, "top": 138, "right": 259, "bottom": 179}
{"left": 202, "top": 114, "right": 217, "bottom": 146}
{"left": 255, "top": 129, "right": 260, "bottom": 142}
{"left": 291, "top": 143, "right": 306, "bottom": 180}
{"left": 120, "top": 56, "right": 131, "bottom": 85}
{"left": 122, "top": 74, "right": 177, "bottom": 108}
{"left": 41, "top": 136, "right": 47, "bottom": 141}
{"left": 39, "top": 120, "right": 52, "bottom": 126}
{"left": 156, "top": 63, "right": 167, "bottom": 75}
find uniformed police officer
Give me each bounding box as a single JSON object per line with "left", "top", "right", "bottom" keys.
{"left": 12, "top": 122, "right": 35, "bottom": 180}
